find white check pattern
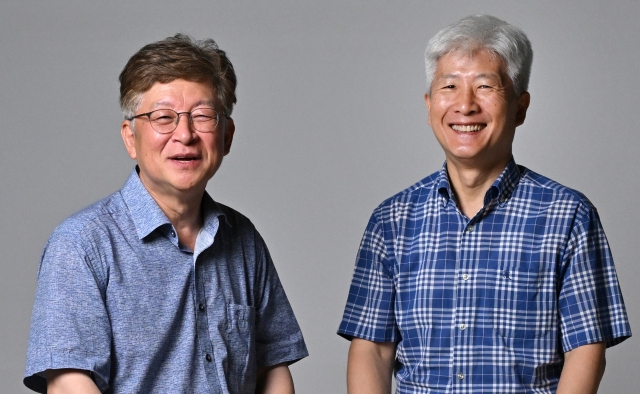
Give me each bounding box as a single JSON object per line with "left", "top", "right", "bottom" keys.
{"left": 338, "top": 159, "right": 631, "bottom": 393}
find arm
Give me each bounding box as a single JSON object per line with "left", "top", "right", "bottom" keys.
{"left": 347, "top": 338, "right": 396, "bottom": 394}
{"left": 46, "top": 369, "right": 101, "bottom": 394}
{"left": 556, "top": 342, "right": 606, "bottom": 394}
{"left": 25, "top": 230, "right": 112, "bottom": 391}
{"left": 256, "top": 363, "right": 294, "bottom": 394}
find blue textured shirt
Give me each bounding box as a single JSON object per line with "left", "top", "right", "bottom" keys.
{"left": 338, "top": 159, "right": 631, "bottom": 393}
{"left": 25, "top": 169, "right": 308, "bottom": 393}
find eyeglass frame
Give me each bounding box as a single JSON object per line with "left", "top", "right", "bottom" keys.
{"left": 126, "top": 108, "right": 224, "bottom": 134}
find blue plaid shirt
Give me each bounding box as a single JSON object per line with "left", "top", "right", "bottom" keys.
{"left": 25, "top": 169, "right": 308, "bottom": 393}
{"left": 338, "top": 159, "right": 631, "bottom": 393}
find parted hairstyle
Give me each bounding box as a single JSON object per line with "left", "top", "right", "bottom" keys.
{"left": 425, "top": 15, "right": 533, "bottom": 96}
{"left": 119, "top": 33, "right": 237, "bottom": 119}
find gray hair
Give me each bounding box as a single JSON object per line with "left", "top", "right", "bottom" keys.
{"left": 424, "top": 15, "right": 533, "bottom": 96}
{"left": 119, "top": 33, "right": 237, "bottom": 120}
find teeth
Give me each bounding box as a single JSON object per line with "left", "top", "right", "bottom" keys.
{"left": 451, "top": 124, "right": 484, "bottom": 132}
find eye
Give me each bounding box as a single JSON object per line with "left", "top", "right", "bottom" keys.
{"left": 193, "top": 114, "right": 214, "bottom": 122}
{"left": 150, "top": 111, "right": 176, "bottom": 124}
{"left": 191, "top": 109, "right": 216, "bottom": 122}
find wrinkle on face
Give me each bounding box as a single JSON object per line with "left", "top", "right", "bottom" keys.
{"left": 425, "top": 49, "right": 528, "bottom": 173}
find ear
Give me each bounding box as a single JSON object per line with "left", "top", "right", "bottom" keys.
{"left": 514, "top": 91, "right": 530, "bottom": 127}
{"left": 121, "top": 120, "right": 137, "bottom": 160}
{"left": 424, "top": 93, "right": 432, "bottom": 127}
{"left": 223, "top": 117, "right": 235, "bottom": 156}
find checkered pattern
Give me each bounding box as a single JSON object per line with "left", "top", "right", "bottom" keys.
{"left": 338, "top": 159, "right": 631, "bottom": 393}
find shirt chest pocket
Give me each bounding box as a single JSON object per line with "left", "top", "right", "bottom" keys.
{"left": 491, "top": 261, "right": 555, "bottom": 339}
{"left": 227, "top": 303, "right": 255, "bottom": 332}
{"left": 225, "top": 304, "right": 255, "bottom": 364}
{"left": 223, "top": 304, "right": 256, "bottom": 393}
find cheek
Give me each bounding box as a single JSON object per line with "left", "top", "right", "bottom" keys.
{"left": 136, "top": 135, "right": 169, "bottom": 159}
{"left": 486, "top": 96, "right": 510, "bottom": 111}
{"left": 429, "top": 106, "right": 448, "bottom": 129}
{"left": 429, "top": 100, "right": 449, "bottom": 119}
{"left": 216, "top": 133, "right": 227, "bottom": 149}
{"left": 203, "top": 135, "right": 225, "bottom": 157}
{"left": 426, "top": 103, "right": 436, "bottom": 125}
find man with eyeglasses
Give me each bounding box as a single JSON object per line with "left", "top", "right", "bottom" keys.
{"left": 24, "top": 34, "right": 308, "bottom": 394}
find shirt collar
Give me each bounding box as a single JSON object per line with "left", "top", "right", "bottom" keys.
{"left": 120, "top": 167, "right": 228, "bottom": 240}
{"left": 436, "top": 163, "right": 454, "bottom": 204}
{"left": 489, "top": 157, "right": 520, "bottom": 206}
{"left": 193, "top": 193, "right": 229, "bottom": 257}
{"left": 201, "top": 192, "right": 229, "bottom": 230}
{"left": 436, "top": 157, "right": 521, "bottom": 208}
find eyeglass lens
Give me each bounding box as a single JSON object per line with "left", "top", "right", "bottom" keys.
{"left": 148, "top": 109, "right": 218, "bottom": 133}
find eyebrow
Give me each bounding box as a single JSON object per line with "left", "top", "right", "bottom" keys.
{"left": 151, "top": 99, "right": 216, "bottom": 109}
{"left": 437, "top": 73, "right": 502, "bottom": 81}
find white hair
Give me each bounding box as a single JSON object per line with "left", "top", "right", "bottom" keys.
{"left": 425, "top": 15, "right": 533, "bottom": 95}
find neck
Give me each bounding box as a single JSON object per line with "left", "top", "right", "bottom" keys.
{"left": 446, "top": 156, "right": 510, "bottom": 218}
{"left": 141, "top": 180, "right": 205, "bottom": 252}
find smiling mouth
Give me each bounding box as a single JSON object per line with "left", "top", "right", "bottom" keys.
{"left": 171, "top": 156, "right": 199, "bottom": 162}
{"left": 451, "top": 124, "right": 486, "bottom": 133}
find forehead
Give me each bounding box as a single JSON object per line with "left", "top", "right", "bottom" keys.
{"left": 435, "top": 49, "right": 507, "bottom": 79}
{"left": 139, "top": 79, "right": 216, "bottom": 109}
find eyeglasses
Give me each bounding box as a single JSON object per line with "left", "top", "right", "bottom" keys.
{"left": 126, "top": 108, "right": 221, "bottom": 134}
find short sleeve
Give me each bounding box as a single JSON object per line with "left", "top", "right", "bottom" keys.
{"left": 558, "top": 206, "right": 632, "bottom": 352}
{"left": 337, "top": 211, "right": 399, "bottom": 342}
{"left": 252, "top": 231, "right": 309, "bottom": 368}
{"left": 24, "top": 229, "right": 112, "bottom": 393}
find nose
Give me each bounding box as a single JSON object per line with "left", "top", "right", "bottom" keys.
{"left": 172, "top": 113, "right": 197, "bottom": 143}
{"left": 454, "top": 87, "right": 480, "bottom": 115}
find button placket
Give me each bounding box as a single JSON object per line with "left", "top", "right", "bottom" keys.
{"left": 456, "top": 218, "right": 475, "bottom": 387}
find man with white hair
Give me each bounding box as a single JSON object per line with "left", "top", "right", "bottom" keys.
{"left": 338, "top": 15, "right": 631, "bottom": 393}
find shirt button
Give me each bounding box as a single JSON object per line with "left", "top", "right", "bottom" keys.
{"left": 459, "top": 323, "right": 466, "bottom": 330}
{"left": 170, "top": 230, "right": 176, "bottom": 237}
{"left": 466, "top": 225, "right": 475, "bottom": 232}
{"left": 457, "top": 372, "right": 464, "bottom": 380}
{"left": 205, "top": 354, "right": 212, "bottom": 362}
{"left": 462, "top": 274, "right": 470, "bottom": 281}
{"left": 198, "top": 303, "right": 205, "bottom": 312}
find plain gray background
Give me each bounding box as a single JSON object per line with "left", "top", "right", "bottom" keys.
{"left": 1, "top": 1, "right": 638, "bottom": 393}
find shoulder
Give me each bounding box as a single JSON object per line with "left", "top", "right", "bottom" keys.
{"left": 47, "top": 190, "right": 127, "bottom": 249}
{"left": 214, "top": 201, "right": 254, "bottom": 228}
{"left": 207, "top": 201, "right": 268, "bottom": 248}
{"left": 371, "top": 170, "right": 441, "bottom": 222}
{"left": 517, "top": 166, "right": 596, "bottom": 216}
{"left": 384, "top": 170, "right": 441, "bottom": 205}
{"left": 212, "top": 201, "right": 260, "bottom": 235}
{"left": 38, "top": 191, "right": 125, "bottom": 292}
